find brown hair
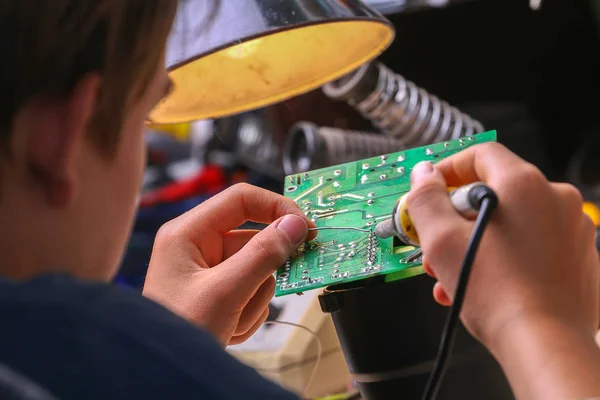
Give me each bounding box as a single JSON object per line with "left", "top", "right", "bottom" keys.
{"left": 0, "top": 0, "right": 178, "bottom": 155}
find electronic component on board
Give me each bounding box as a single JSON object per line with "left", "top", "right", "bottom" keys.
{"left": 276, "top": 131, "right": 497, "bottom": 297}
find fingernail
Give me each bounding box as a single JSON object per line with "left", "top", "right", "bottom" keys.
{"left": 411, "top": 161, "right": 434, "bottom": 183}
{"left": 276, "top": 215, "right": 308, "bottom": 245}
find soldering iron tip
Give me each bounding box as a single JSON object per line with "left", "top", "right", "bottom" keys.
{"left": 374, "top": 219, "right": 396, "bottom": 239}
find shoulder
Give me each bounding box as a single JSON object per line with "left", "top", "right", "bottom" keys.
{"left": 0, "top": 274, "right": 297, "bottom": 400}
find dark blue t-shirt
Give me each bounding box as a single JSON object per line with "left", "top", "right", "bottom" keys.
{"left": 0, "top": 274, "right": 298, "bottom": 399}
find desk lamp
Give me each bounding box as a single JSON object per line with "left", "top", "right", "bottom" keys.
{"left": 149, "top": 0, "right": 395, "bottom": 124}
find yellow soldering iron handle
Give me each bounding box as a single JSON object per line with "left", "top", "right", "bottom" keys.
{"left": 395, "top": 188, "right": 600, "bottom": 247}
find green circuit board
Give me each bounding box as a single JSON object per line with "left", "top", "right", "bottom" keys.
{"left": 275, "top": 130, "right": 497, "bottom": 296}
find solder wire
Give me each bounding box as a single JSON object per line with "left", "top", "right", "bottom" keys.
{"left": 308, "top": 227, "right": 371, "bottom": 233}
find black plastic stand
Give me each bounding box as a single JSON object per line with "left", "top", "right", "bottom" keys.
{"left": 319, "top": 273, "right": 514, "bottom": 400}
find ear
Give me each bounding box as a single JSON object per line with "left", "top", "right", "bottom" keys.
{"left": 25, "top": 74, "right": 101, "bottom": 208}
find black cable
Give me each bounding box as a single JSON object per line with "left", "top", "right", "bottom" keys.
{"left": 421, "top": 191, "right": 498, "bottom": 400}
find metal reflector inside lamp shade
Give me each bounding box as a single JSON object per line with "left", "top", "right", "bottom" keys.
{"left": 149, "top": 0, "right": 395, "bottom": 124}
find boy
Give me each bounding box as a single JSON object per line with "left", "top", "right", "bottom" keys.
{"left": 0, "top": 1, "right": 599, "bottom": 399}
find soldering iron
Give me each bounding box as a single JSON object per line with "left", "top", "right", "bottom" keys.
{"left": 374, "top": 182, "right": 499, "bottom": 400}
{"left": 374, "top": 182, "right": 495, "bottom": 245}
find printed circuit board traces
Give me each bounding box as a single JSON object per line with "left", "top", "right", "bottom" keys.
{"left": 275, "top": 131, "right": 497, "bottom": 296}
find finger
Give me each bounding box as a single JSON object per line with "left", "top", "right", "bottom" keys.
{"left": 222, "top": 230, "right": 259, "bottom": 260}
{"left": 219, "top": 214, "right": 308, "bottom": 297}
{"left": 234, "top": 276, "right": 276, "bottom": 336}
{"left": 408, "top": 162, "right": 460, "bottom": 226}
{"left": 435, "top": 142, "right": 528, "bottom": 187}
{"left": 408, "top": 162, "right": 470, "bottom": 289}
{"left": 551, "top": 184, "right": 595, "bottom": 240}
{"left": 172, "top": 183, "right": 316, "bottom": 240}
{"left": 407, "top": 162, "right": 468, "bottom": 246}
{"left": 551, "top": 183, "right": 584, "bottom": 217}
{"left": 433, "top": 282, "right": 452, "bottom": 306}
{"left": 422, "top": 257, "right": 436, "bottom": 278}
{"left": 229, "top": 308, "right": 269, "bottom": 346}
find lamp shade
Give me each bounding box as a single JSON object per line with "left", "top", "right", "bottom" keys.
{"left": 149, "top": 0, "right": 395, "bottom": 124}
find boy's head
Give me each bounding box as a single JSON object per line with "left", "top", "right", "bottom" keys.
{"left": 0, "top": 1, "right": 177, "bottom": 280}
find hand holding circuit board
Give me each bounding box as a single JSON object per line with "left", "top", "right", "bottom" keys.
{"left": 276, "top": 130, "right": 497, "bottom": 296}
{"left": 143, "top": 184, "right": 315, "bottom": 346}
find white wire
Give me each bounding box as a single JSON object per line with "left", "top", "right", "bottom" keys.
{"left": 308, "top": 227, "right": 371, "bottom": 233}
{"left": 261, "top": 320, "right": 322, "bottom": 399}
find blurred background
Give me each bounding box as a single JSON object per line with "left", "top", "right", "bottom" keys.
{"left": 114, "top": 0, "right": 600, "bottom": 397}
{"left": 118, "top": 0, "right": 600, "bottom": 288}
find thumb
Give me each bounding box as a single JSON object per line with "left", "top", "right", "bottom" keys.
{"left": 407, "top": 162, "right": 469, "bottom": 291}
{"left": 407, "top": 162, "right": 462, "bottom": 234}
{"left": 219, "top": 214, "right": 308, "bottom": 297}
